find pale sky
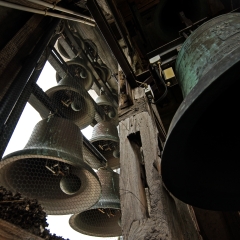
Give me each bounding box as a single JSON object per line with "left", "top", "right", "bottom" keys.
{"left": 3, "top": 61, "right": 118, "bottom": 240}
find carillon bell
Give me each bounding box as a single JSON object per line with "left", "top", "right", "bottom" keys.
{"left": 153, "top": 0, "right": 209, "bottom": 42}
{"left": 83, "top": 39, "right": 98, "bottom": 59}
{"left": 45, "top": 76, "right": 95, "bottom": 129}
{"left": 93, "top": 62, "right": 107, "bottom": 82}
{"left": 101, "top": 63, "right": 112, "bottom": 82}
{"left": 162, "top": 13, "right": 240, "bottom": 210}
{"left": 69, "top": 167, "right": 121, "bottom": 237}
{"left": 96, "top": 91, "right": 117, "bottom": 119}
{"left": 90, "top": 121, "right": 120, "bottom": 169}
{"left": 56, "top": 58, "right": 94, "bottom": 91}
{"left": 57, "top": 33, "right": 85, "bottom": 60}
{"left": 0, "top": 117, "right": 101, "bottom": 215}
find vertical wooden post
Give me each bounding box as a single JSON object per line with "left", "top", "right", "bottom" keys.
{"left": 119, "top": 87, "right": 201, "bottom": 240}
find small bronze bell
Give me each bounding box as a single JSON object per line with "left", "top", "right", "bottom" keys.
{"left": 57, "top": 33, "right": 85, "bottom": 60}
{"left": 95, "top": 91, "right": 117, "bottom": 119}
{"left": 45, "top": 76, "right": 95, "bottom": 129}
{"left": 84, "top": 39, "right": 98, "bottom": 59}
{"left": 101, "top": 63, "right": 112, "bottom": 82}
{"left": 90, "top": 121, "right": 120, "bottom": 169}
{"left": 56, "top": 58, "right": 94, "bottom": 91}
{"left": 0, "top": 117, "right": 101, "bottom": 215}
{"left": 69, "top": 168, "right": 121, "bottom": 237}
{"left": 93, "top": 62, "right": 107, "bottom": 82}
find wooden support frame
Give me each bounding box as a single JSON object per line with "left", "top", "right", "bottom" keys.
{"left": 0, "top": 219, "right": 42, "bottom": 240}
{"left": 119, "top": 87, "right": 201, "bottom": 239}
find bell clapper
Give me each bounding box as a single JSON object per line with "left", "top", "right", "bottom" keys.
{"left": 98, "top": 141, "right": 114, "bottom": 152}
{"left": 45, "top": 160, "right": 70, "bottom": 177}
{"left": 98, "top": 208, "right": 105, "bottom": 214}
{"left": 98, "top": 208, "right": 116, "bottom": 218}
{"left": 71, "top": 96, "right": 83, "bottom": 111}
{"left": 61, "top": 98, "right": 72, "bottom": 107}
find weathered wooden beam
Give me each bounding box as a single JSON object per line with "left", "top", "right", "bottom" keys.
{"left": 119, "top": 115, "right": 149, "bottom": 238}
{"left": 119, "top": 87, "right": 200, "bottom": 240}
{"left": 0, "top": 219, "right": 42, "bottom": 240}
{"left": 118, "top": 69, "right": 133, "bottom": 109}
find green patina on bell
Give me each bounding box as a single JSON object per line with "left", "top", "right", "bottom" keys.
{"left": 0, "top": 117, "right": 101, "bottom": 215}
{"left": 45, "top": 76, "right": 95, "bottom": 129}
{"left": 69, "top": 168, "right": 121, "bottom": 237}
{"left": 162, "top": 13, "right": 240, "bottom": 211}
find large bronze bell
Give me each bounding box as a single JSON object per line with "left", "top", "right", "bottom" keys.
{"left": 162, "top": 13, "right": 240, "bottom": 210}
{"left": 56, "top": 58, "right": 94, "bottom": 91}
{"left": 69, "top": 168, "right": 121, "bottom": 237}
{"left": 0, "top": 117, "right": 101, "bottom": 215}
{"left": 45, "top": 76, "right": 95, "bottom": 129}
{"left": 90, "top": 121, "right": 120, "bottom": 169}
{"left": 153, "top": 0, "right": 209, "bottom": 42}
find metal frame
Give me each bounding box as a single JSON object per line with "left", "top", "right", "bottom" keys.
{"left": 0, "top": 17, "right": 60, "bottom": 158}
{"left": 0, "top": 18, "right": 60, "bottom": 132}
{"left": 86, "top": 0, "right": 138, "bottom": 88}
{"left": 62, "top": 25, "right": 119, "bottom": 107}
{"left": 0, "top": 18, "right": 107, "bottom": 164}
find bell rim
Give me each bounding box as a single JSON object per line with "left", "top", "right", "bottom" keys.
{"left": 2, "top": 148, "right": 85, "bottom": 167}
{"left": 162, "top": 46, "right": 240, "bottom": 210}
{"left": 0, "top": 148, "right": 102, "bottom": 215}
{"left": 95, "top": 95, "right": 114, "bottom": 107}
{"left": 69, "top": 206, "right": 121, "bottom": 237}
{"left": 100, "top": 64, "right": 112, "bottom": 81}
{"left": 90, "top": 136, "right": 119, "bottom": 143}
{"left": 93, "top": 62, "right": 107, "bottom": 82}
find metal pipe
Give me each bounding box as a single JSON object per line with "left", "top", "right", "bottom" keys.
{"left": 0, "top": 1, "right": 95, "bottom": 26}
{"left": 26, "top": 0, "right": 95, "bottom": 22}
{"left": 0, "top": 17, "right": 60, "bottom": 133}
